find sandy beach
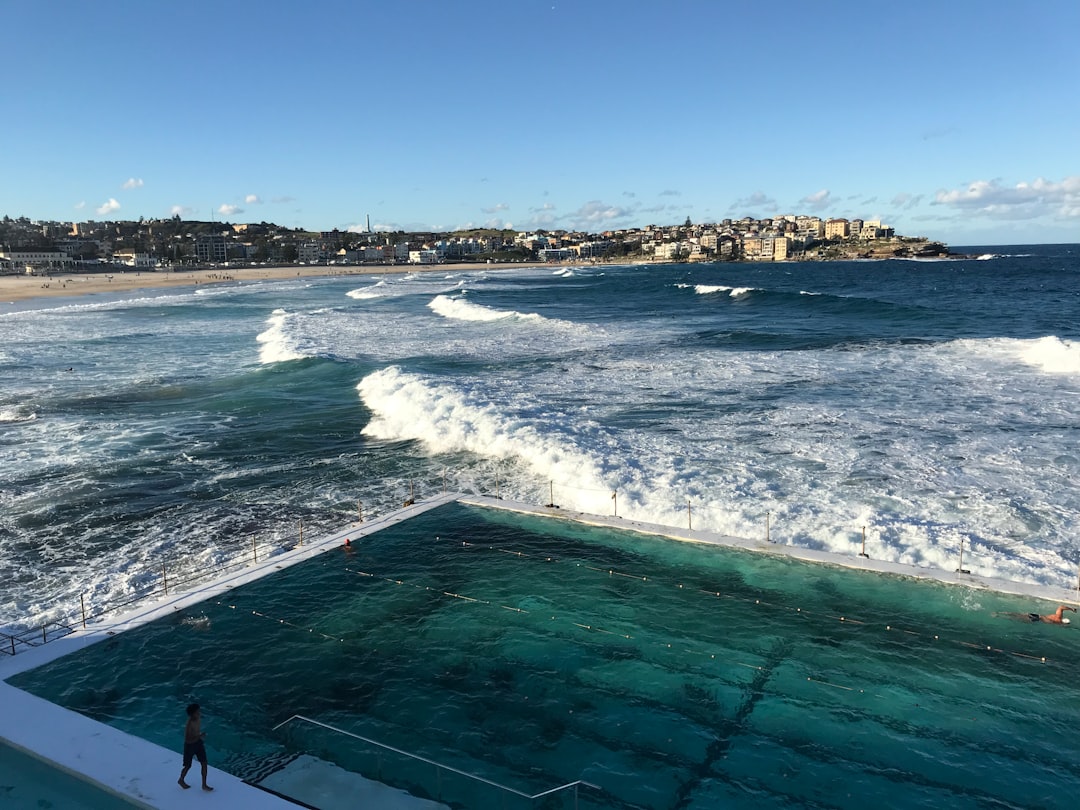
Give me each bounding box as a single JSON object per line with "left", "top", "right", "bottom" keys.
{"left": 0, "top": 263, "right": 529, "bottom": 305}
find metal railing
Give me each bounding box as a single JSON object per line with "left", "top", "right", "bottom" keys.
{"left": 272, "top": 714, "right": 601, "bottom": 809}
{"left": 1, "top": 531, "right": 309, "bottom": 656}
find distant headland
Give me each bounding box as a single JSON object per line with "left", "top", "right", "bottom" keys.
{"left": 0, "top": 213, "right": 951, "bottom": 276}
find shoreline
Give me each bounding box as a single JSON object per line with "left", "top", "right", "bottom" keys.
{"left": 0, "top": 262, "right": 538, "bottom": 305}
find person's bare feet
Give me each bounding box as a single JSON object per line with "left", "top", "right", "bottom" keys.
{"left": 178, "top": 779, "right": 190, "bottom": 789}
{"left": 202, "top": 784, "right": 214, "bottom": 791}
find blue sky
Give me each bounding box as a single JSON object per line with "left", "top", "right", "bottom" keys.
{"left": 4, "top": 1, "right": 1078, "bottom": 246}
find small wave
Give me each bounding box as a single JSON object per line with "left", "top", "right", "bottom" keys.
{"left": 0, "top": 407, "right": 37, "bottom": 423}
{"left": 256, "top": 309, "right": 310, "bottom": 364}
{"left": 347, "top": 281, "right": 387, "bottom": 300}
{"left": 180, "top": 614, "right": 211, "bottom": 630}
{"left": 690, "top": 284, "right": 757, "bottom": 297}
{"left": 1011, "top": 336, "right": 1080, "bottom": 375}
{"left": 428, "top": 294, "right": 547, "bottom": 324}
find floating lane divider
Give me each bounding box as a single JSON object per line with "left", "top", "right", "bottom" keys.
{"left": 434, "top": 537, "right": 1060, "bottom": 668}
{"left": 205, "top": 545, "right": 1061, "bottom": 730}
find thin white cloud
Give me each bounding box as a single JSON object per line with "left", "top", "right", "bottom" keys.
{"left": 730, "top": 191, "right": 777, "bottom": 212}
{"left": 170, "top": 205, "right": 194, "bottom": 217}
{"left": 245, "top": 194, "right": 262, "bottom": 204}
{"left": 218, "top": 204, "right": 243, "bottom": 217}
{"left": 481, "top": 202, "right": 509, "bottom": 214}
{"left": 122, "top": 178, "right": 144, "bottom": 190}
{"left": 800, "top": 189, "right": 832, "bottom": 211}
{"left": 891, "top": 192, "right": 924, "bottom": 210}
{"left": 567, "top": 200, "right": 634, "bottom": 230}
{"left": 96, "top": 198, "right": 121, "bottom": 216}
{"left": 74, "top": 201, "right": 86, "bottom": 210}
{"left": 933, "top": 176, "right": 1080, "bottom": 220}
{"left": 659, "top": 189, "right": 681, "bottom": 197}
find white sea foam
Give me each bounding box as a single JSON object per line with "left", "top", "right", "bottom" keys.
{"left": 683, "top": 284, "right": 757, "bottom": 297}
{"left": 0, "top": 407, "right": 36, "bottom": 423}
{"left": 347, "top": 281, "right": 388, "bottom": 299}
{"left": 1010, "top": 336, "right": 1080, "bottom": 375}
{"left": 357, "top": 367, "right": 614, "bottom": 502}
{"left": 347, "top": 275, "right": 467, "bottom": 301}
{"left": 427, "top": 294, "right": 547, "bottom": 324}
{"left": 356, "top": 328, "right": 1080, "bottom": 590}
{"left": 257, "top": 309, "right": 310, "bottom": 364}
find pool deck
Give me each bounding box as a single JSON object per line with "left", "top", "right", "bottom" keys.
{"left": 2, "top": 492, "right": 1077, "bottom": 809}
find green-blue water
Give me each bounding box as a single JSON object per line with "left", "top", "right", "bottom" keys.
{"left": 11, "top": 502, "right": 1080, "bottom": 809}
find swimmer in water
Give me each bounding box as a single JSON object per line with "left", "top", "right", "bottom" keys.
{"left": 1035, "top": 605, "right": 1076, "bottom": 624}
{"left": 996, "top": 605, "right": 1076, "bottom": 624}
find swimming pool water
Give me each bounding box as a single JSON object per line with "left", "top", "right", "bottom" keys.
{"left": 10, "top": 502, "right": 1080, "bottom": 809}
{"left": 0, "top": 742, "right": 141, "bottom": 809}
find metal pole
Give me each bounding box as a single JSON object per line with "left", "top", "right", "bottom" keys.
{"left": 162, "top": 564, "right": 168, "bottom": 595}
{"left": 612, "top": 490, "right": 617, "bottom": 517}
{"left": 956, "top": 538, "right": 969, "bottom": 574}
{"left": 299, "top": 519, "right": 304, "bottom": 546}
{"left": 688, "top": 499, "right": 692, "bottom": 530}
{"left": 442, "top": 469, "right": 446, "bottom": 493}
{"left": 80, "top": 594, "right": 87, "bottom": 628}
{"left": 252, "top": 535, "right": 257, "bottom": 563}
{"left": 859, "top": 525, "right": 869, "bottom": 558}
{"left": 495, "top": 472, "right": 500, "bottom": 500}
{"left": 766, "top": 511, "right": 771, "bottom": 543}
{"left": 358, "top": 500, "right": 363, "bottom": 522}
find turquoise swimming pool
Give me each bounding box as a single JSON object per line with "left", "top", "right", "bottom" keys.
{"left": 9, "top": 502, "right": 1080, "bottom": 809}
{"left": 0, "top": 742, "right": 141, "bottom": 809}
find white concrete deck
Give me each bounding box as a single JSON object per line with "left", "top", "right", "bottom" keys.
{"left": 2, "top": 491, "right": 1075, "bottom": 809}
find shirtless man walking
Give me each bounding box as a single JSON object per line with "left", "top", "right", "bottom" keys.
{"left": 178, "top": 703, "right": 213, "bottom": 791}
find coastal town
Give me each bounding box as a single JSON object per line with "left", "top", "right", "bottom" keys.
{"left": 0, "top": 213, "right": 949, "bottom": 275}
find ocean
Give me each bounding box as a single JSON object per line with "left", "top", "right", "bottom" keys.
{"left": 2, "top": 246, "right": 1079, "bottom": 632}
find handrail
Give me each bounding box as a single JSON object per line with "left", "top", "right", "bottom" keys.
{"left": 1, "top": 536, "right": 305, "bottom": 654}
{"left": 272, "top": 713, "right": 601, "bottom": 802}
{"left": 1, "top": 621, "right": 76, "bottom": 656}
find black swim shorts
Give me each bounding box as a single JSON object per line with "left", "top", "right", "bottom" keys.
{"left": 182, "top": 739, "right": 207, "bottom": 767}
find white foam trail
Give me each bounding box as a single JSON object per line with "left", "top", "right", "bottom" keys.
{"left": 257, "top": 309, "right": 309, "bottom": 364}
{"left": 428, "top": 294, "right": 550, "bottom": 324}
